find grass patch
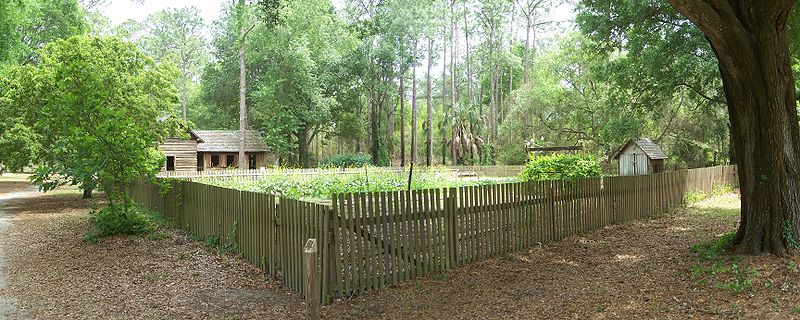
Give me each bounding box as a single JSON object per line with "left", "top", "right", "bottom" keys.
{"left": 712, "top": 183, "right": 735, "bottom": 196}
{"left": 0, "top": 173, "right": 31, "bottom": 182}
{"left": 684, "top": 191, "right": 707, "bottom": 205}
{"left": 691, "top": 232, "right": 736, "bottom": 261}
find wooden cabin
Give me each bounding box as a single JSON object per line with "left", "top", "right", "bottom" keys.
{"left": 610, "top": 138, "right": 667, "bottom": 176}
{"left": 159, "top": 130, "right": 270, "bottom": 171}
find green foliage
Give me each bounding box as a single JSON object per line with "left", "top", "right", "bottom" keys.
{"left": 203, "top": 168, "right": 513, "bottom": 201}
{"left": 518, "top": 154, "right": 602, "bottom": 182}
{"left": 0, "top": 122, "right": 40, "bottom": 173}
{"left": 84, "top": 205, "right": 156, "bottom": 242}
{"left": 782, "top": 219, "right": 799, "bottom": 250}
{"left": 691, "top": 232, "right": 735, "bottom": 261}
{"left": 320, "top": 153, "right": 373, "bottom": 168}
{"left": 31, "top": 35, "right": 179, "bottom": 204}
{"left": 683, "top": 191, "right": 707, "bottom": 204}
{"left": 711, "top": 183, "right": 735, "bottom": 196}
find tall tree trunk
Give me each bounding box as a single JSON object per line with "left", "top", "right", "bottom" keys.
{"left": 181, "top": 63, "right": 188, "bottom": 120}
{"left": 400, "top": 73, "right": 406, "bottom": 167}
{"left": 411, "top": 39, "right": 418, "bottom": 165}
{"left": 386, "top": 96, "right": 395, "bottom": 164}
{"left": 524, "top": 16, "right": 531, "bottom": 84}
{"left": 668, "top": 0, "right": 800, "bottom": 255}
{"left": 297, "top": 127, "right": 310, "bottom": 168}
{"left": 426, "top": 37, "right": 434, "bottom": 167}
{"left": 441, "top": 21, "right": 448, "bottom": 165}
{"left": 464, "top": 1, "right": 473, "bottom": 105}
{"left": 450, "top": 1, "right": 458, "bottom": 165}
{"left": 238, "top": 22, "right": 247, "bottom": 170}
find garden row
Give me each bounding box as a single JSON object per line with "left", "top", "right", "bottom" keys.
{"left": 128, "top": 165, "right": 738, "bottom": 304}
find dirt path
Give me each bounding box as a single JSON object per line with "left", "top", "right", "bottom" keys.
{"left": 0, "top": 186, "right": 37, "bottom": 319}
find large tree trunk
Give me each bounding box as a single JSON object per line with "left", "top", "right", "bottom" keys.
{"left": 426, "top": 37, "right": 434, "bottom": 167}
{"left": 411, "top": 39, "right": 418, "bottom": 165}
{"left": 668, "top": 0, "right": 800, "bottom": 255}
{"left": 297, "top": 127, "right": 310, "bottom": 168}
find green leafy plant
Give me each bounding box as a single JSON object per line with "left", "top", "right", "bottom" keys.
{"left": 783, "top": 219, "right": 799, "bottom": 249}
{"left": 712, "top": 183, "right": 735, "bottom": 196}
{"left": 691, "top": 232, "right": 736, "bottom": 261}
{"left": 320, "top": 153, "right": 372, "bottom": 168}
{"left": 201, "top": 168, "right": 514, "bottom": 201}
{"left": 518, "top": 154, "right": 602, "bottom": 182}
{"left": 683, "top": 191, "right": 707, "bottom": 204}
{"left": 84, "top": 205, "right": 157, "bottom": 242}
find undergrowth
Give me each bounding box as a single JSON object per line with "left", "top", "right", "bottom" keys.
{"left": 84, "top": 205, "right": 165, "bottom": 242}
{"left": 684, "top": 191, "right": 707, "bottom": 205}
{"left": 187, "top": 220, "right": 240, "bottom": 255}
{"left": 688, "top": 232, "right": 760, "bottom": 294}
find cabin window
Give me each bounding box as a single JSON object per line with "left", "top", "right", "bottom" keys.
{"left": 166, "top": 156, "right": 175, "bottom": 171}
{"left": 211, "top": 155, "right": 220, "bottom": 167}
{"left": 248, "top": 154, "right": 257, "bottom": 169}
{"left": 226, "top": 155, "right": 235, "bottom": 168}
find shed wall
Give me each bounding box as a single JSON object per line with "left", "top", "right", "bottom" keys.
{"left": 618, "top": 144, "right": 650, "bottom": 176}
{"left": 160, "top": 139, "right": 198, "bottom": 171}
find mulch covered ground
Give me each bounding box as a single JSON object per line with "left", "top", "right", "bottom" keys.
{"left": 0, "top": 190, "right": 306, "bottom": 319}
{"left": 1, "top": 183, "right": 798, "bottom": 319}
{"left": 323, "top": 194, "right": 800, "bottom": 319}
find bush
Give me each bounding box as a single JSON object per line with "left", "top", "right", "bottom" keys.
{"left": 518, "top": 154, "right": 602, "bottom": 182}
{"left": 84, "top": 205, "right": 156, "bottom": 242}
{"left": 320, "top": 153, "right": 372, "bottom": 168}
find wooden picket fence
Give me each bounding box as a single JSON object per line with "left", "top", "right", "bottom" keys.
{"left": 129, "top": 165, "right": 737, "bottom": 304}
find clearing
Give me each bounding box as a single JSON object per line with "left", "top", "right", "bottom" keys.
{"left": 0, "top": 180, "right": 798, "bottom": 319}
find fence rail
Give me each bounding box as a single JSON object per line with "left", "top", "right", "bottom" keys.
{"left": 130, "top": 165, "right": 737, "bottom": 304}
{"left": 155, "top": 165, "right": 521, "bottom": 180}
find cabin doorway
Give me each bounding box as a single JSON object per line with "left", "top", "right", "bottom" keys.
{"left": 248, "top": 154, "right": 257, "bottom": 169}
{"left": 166, "top": 156, "right": 175, "bottom": 171}
{"left": 226, "top": 155, "right": 235, "bottom": 168}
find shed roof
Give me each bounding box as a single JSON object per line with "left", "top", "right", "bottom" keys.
{"left": 192, "top": 130, "right": 269, "bottom": 153}
{"left": 611, "top": 138, "right": 667, "bottom": 160}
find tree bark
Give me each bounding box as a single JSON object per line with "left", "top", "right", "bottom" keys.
{"left": 297, "top": 127, "right": 310, "bottom": 168}
{"left": 426, "top": 37, "right": 434, "bottom": 167}
{"left": 238, "top": 22, "right": 248, "bottom": 170}
{"left": 441, "top": 20, "right": 448, "bottom": 165}
{"left": 464, "top": 1, "right": 473, "bottom": 105}
{"left": 667, "top": 0, "right": 800, "bottom": 255}
{"left": 411, "top": 39, "right": 418, "bottom": 165}
{"left": 400, "top": 72, "right": 406, "bottom": 167}
{"left": 450, "top": 1, "right": 458, "bottom": 165}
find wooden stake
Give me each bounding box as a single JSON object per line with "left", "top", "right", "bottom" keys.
{"left": 304, "top": 239, "right": 320, "bottom": 320}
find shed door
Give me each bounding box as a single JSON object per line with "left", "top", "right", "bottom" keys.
{"left": 631, "top": 153, "right": 648, "bottom": 175}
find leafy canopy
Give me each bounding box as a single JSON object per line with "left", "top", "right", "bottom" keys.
{"left": 32, "top": 35, "right": 179, "bottom": 206}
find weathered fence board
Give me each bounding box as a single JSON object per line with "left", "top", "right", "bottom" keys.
{"left": 130, "top": 165, "right": 738, "bottom": 305}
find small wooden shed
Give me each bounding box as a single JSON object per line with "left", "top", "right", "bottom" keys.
{"left": 610, "top": 138, "right": 667, "bottom": 176}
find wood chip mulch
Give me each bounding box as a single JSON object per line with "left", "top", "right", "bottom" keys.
{"left": 2, "top": 189, "right": 800, "bottom": 320}
{"left": 0, "top": 192, "right": 306, "bottom": 320}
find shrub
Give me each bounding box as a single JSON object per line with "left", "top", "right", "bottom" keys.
{"left": 84, "top": 205, "right": 156, "bottom": 242}
{"left": 518, "top": 154, "right": 602, "bottom": 182}
{"left": 684, "top": 191, "right": 707, "bottom": 204}
{"left": 320, "top": 153, "right": 372, "bottom": 168}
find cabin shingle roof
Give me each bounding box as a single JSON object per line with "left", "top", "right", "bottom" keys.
{"left": 192, "top": 130, "right": 269, "bottom": 153}
{"left": 611, "top": 138, "right": 667, "bottom": 160}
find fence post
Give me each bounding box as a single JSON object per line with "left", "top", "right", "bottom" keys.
{"left": 304, "top": 238, "right": 320, "bottom": 320}
{"left": 444, "top": 188, "right": 457, "bottom": 268}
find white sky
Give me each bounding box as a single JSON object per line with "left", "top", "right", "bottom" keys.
{"left": 101, "top": 0, "right": 574, "bottom": 32}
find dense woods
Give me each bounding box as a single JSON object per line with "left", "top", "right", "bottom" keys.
{"left": 2, "top": 0, "right": 797, "bottom": 170}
